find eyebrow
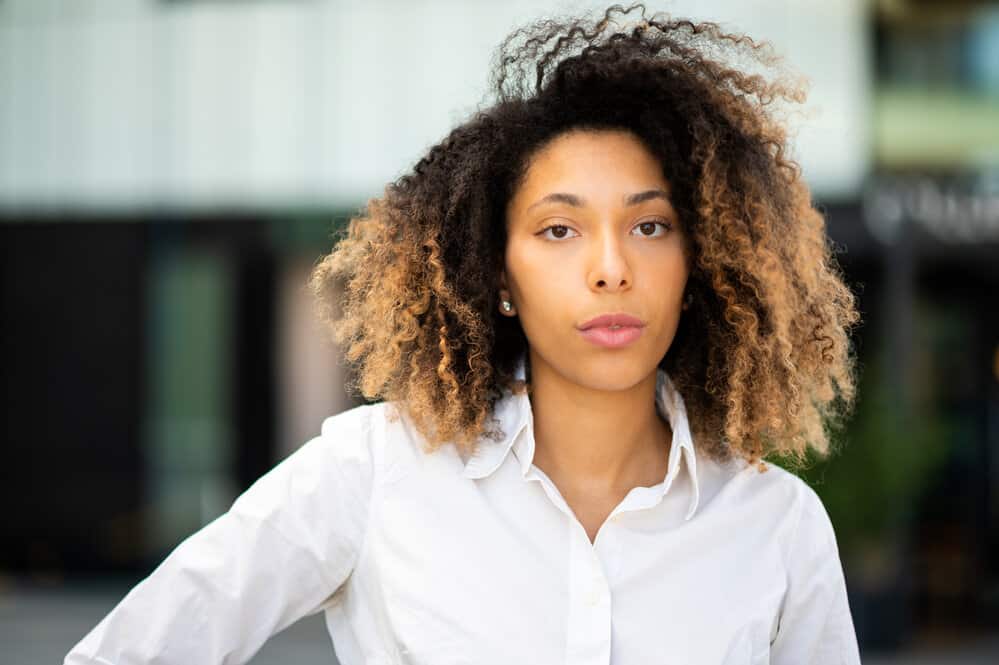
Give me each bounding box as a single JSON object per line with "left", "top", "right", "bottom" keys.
{"left": 525, "top": 189, "right": 672, "bottom": 213}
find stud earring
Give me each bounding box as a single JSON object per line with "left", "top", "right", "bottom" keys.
{"left": 501, "top": 299, "right": 513, "bottom": 313}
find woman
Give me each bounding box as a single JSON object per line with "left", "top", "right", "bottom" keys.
{"left": 67, "top": 4, "right": 862, "bottom": 664}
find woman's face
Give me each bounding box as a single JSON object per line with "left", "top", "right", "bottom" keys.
{"left": 501, "top": 128, "right": 690, "bottom": 391}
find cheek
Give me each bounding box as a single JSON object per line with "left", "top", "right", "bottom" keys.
{"left": 656, "top": 244, "right": 689, "bottom": 286}
{"left": 504, "top": 239, "right": 561, "bottom": 304}
{"left": 664, "top": 262, "right": 689, "bottom": 298}
{"left": 509, "top": 263, "right": 573, "bottom": 315}
{"left": 644, "top": 255, "right": 689, "bottom": 317}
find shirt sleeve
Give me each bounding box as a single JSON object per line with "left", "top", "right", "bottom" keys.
{"left": 770, "top": 480, "right": 862, "bottom": 665}
{"left": 64, "top": 404, "right": 376, "bottom": 665}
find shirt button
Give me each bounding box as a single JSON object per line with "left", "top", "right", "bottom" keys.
{"left": 586, "top": 587, "right": 602, "bottom": 607}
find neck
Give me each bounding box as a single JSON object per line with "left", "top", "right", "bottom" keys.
{"left": 526, "top": 351, "right": 672, "bottom": 497}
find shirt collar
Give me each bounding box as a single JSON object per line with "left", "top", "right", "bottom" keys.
{"left": 462, "top": 354, "right": 701, "bottom": 521}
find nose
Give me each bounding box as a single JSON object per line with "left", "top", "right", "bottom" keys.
{"left": 588, "top": 228, "right": 631, "bottom": 292}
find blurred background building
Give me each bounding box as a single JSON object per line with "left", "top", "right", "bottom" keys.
{"left": 0, "top": 0, "right": 996, "bottom": 662}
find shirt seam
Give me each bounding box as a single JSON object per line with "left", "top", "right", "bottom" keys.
{"left": 243, "top": 405, "right": 378, "bottom": 595}
{"left": 781, "top": 478, "right": 809, "bottom": 576}
{"left": 775, "top": 476, "right": 809, "bottom": 644}
{"left": 812, "top": 577, "right": 842, "bottom": 661}
{"left": 251, "top": 512, "right": 340, "bottom": 592}
{"left": 358, "top": 407, "right": 376, "bottom": 574}
{"left": 351, "top": 403, "right": 379, "bottom": 583}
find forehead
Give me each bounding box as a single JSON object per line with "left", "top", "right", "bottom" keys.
{"left": 510, "top": 129, "right": 670, "bottom": 206}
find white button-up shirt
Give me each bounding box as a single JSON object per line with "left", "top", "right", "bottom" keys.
{"left": 66, "top": 358, "right": 862, "bottom": 665}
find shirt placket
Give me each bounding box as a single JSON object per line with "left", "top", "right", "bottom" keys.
{"left": 565, "top": 521, "right": 613, "bottom": 665}
{"left": 526, "top": 468, "right": 613, "bottom": 665}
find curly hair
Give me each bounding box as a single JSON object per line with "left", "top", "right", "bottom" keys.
{"left": 309, "top": 3, "right": 860, "bottom": 472}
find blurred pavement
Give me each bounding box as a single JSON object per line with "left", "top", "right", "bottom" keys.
{"left": 0, "top": 581, "right": 339, "bottom": 665}
{"left": 2, "top": 581, "right": 997, "bottom": 664}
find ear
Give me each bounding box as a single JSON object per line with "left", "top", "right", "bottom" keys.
{"left": 498, "top": 268, "right": 509, "bottom": 292}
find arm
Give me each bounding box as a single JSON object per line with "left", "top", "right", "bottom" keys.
{"left": 65, "top": 405, "right": 376, "bottom": 665}
{"left": 770, "top": 481, "right": 862, "bottom": 665}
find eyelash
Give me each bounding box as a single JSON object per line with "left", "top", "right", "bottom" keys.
{"left": 537, "top": 219, "right": 673, "bottom": 241}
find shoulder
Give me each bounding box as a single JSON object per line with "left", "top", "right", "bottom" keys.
{"left": 750, "top": 460, "right": 827, "bottom": 513}
{"left": 319, "top": 400, "right": 385, "bottom": 436}
{"left": 317, "top": 401, "right": 383, "bottom": 457}
{"left": 695, "top": 451, "right": 838, "bottom": 553}
{"left": 752, "top": 461, "right": 835, "bottom": 538}
{"left": 740, "top": 460, "right": 841, "bottom": 566}
{"left": 227, "top": 401, "right": 388, "bottom": 523}
{"left": 319, "top": 399, "right": 459, "bottom": 484}
{"left": 698, "top": 448, "right": 825, "bottom": 512}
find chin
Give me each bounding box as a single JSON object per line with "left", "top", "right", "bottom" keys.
{"left": 569, "top": 356, "right": 655, "bottom": 391}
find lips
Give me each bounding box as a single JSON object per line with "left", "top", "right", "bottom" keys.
{"left": 577, "top": 313, "right": 646, "bottom": 330}
{"left": 576, "top": 312, "right": 646, "bottom": 349}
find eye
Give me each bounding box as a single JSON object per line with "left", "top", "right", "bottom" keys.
{"left": 631, "top": 218, "right": 673, "bottom": 238}
{"left": 538, "top": 224, "right": 580, "bottom": 241}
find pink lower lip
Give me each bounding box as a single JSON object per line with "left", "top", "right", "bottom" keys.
{"left": 579, "top": 325, "right": 644, "bottom": 348}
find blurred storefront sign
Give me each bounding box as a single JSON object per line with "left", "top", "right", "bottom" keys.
{"left": 863, "top": 173, "right": 999, "bottom": 245}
